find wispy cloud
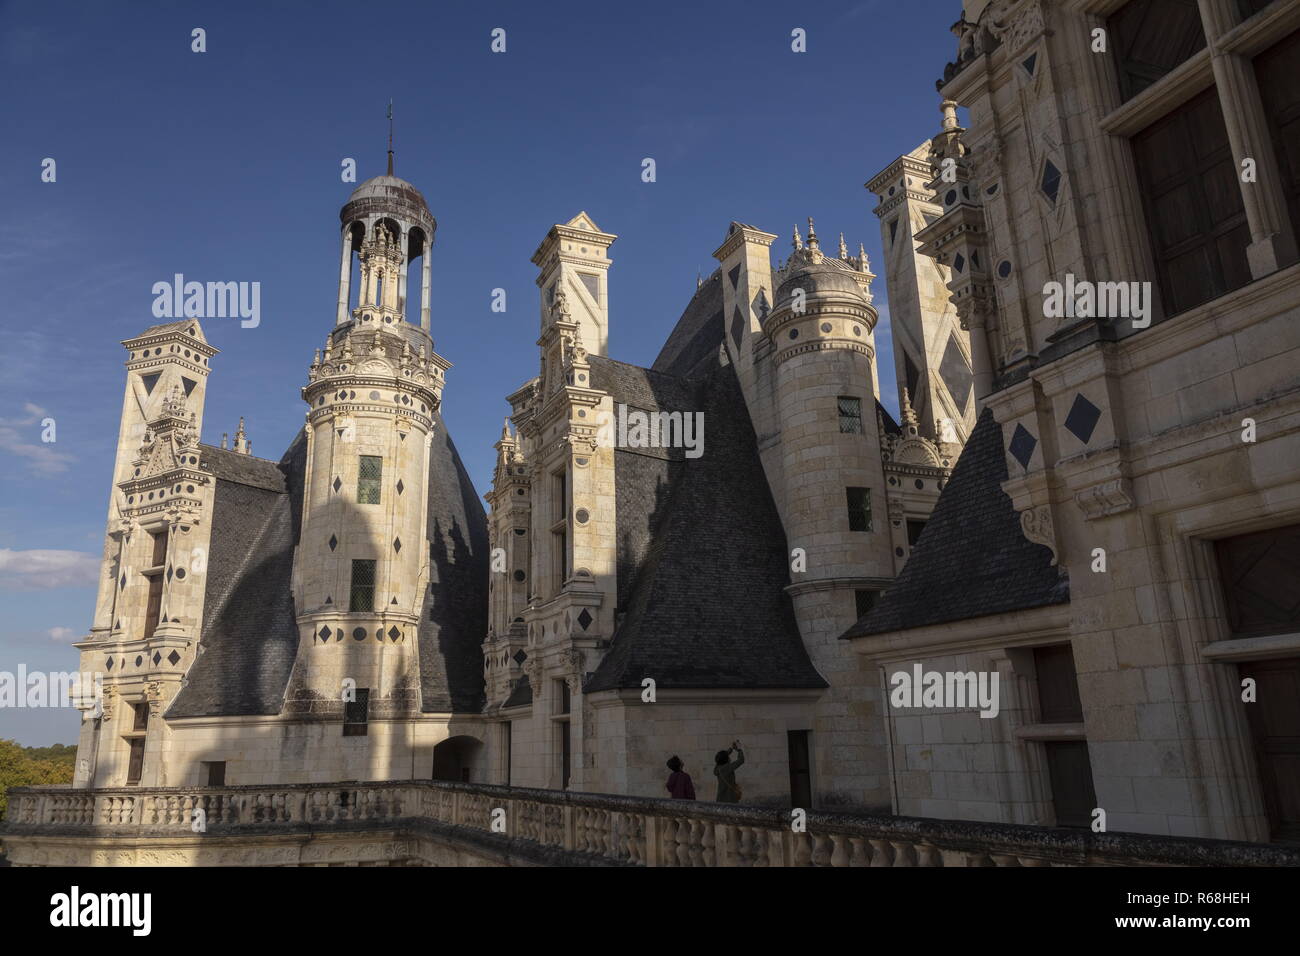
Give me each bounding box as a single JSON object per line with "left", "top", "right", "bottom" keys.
{"left": 0, "top": 548, "right": 99, "bottom": 591}
{"left": 47, "top": 626, "right": 78, "bottom": 642}
{"left": 0, "top": 402, "right": 74, "bottom": 475}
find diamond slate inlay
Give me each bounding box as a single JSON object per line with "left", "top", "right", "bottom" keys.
{"left": 319, "top": 625, "right": 332, "bottom": 641}
{"left": 152, "top": 652, "right": 161, "bottom": 665}
{"left": 1064, "top": 393, "right": 1102, "bottom": 444}
{"left": 578, "top": 608, "right": 593, "bottom": 631}
{"left": 731, "top": 306, "right": 745, "bottom": 349}
{"left": 513, "top": 649, "right": 527, "bottom": 665}
{"left": 393, "top": 537, "right": 402, "bottom": 553}
{"left": 167, "top": 650, "right": 181, "bottom": 666}
{"left": 728, "top": 264, "right": 741, "bottom": 288}
{"left": 388, "top": 625, "right": 401, "bottom": 641}
{"left": 1009, "top": 423, "right": 1037, "bottom": 470}
{"left": 396, "top": 479, "right": 404, "bottom": 495}
{"left": 329, "top": 534, "right": 338, "bottom": 551}
{"left": 333, "top": 476, "right": 342, "bottom": 493}
{"left": 939, "top": 333, "right": 973, "bottom": 410}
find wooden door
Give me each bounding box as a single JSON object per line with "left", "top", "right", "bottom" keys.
{"left": 788, "top": 730, "right": 812, "bottom": 809}
{"left": 1239, "top": 657, "right": 1300, "bottom": 841}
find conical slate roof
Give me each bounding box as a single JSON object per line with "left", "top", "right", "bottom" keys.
{"left": 167, "top": 412, "right": 487, "bottom": 718}
{"left": 841, "top": 407, "right": 1069, "bottom": 640}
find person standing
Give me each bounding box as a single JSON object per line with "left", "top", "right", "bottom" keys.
{"left": 665, "top": 755, "right": 695, "bottom": 800}
{"left": 713, "top": 740, "right": 745, "bottom": 803}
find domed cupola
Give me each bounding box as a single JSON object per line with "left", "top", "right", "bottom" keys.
{"left": 765, "top": 218, "right": 879, "bottom": 360}
{"left": 333, "top": 149, "right": 438, "bottom": 333}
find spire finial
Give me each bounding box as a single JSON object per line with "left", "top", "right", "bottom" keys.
{"left": 806, "top": 217, "right": 819, "bottom": 250}
{"left": 839, "top": 232, "right": 848, "bottom": 259}
{"left": 901, "top": 388, "right": 919, "bottom": 430}
{"left": 792, "top": 223, "right": 803, "bottom": 251}
{"left": 386, "top": 99, "right": 394, "bottom": 175}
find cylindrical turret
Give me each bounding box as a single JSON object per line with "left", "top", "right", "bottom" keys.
{"left": 765, "top": 222, "right": 894, "bottom": 589}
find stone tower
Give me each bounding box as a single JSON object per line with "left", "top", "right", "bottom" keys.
{"left": 763, "top": 220, "right": 897, "bottom": 808}
{"left": 284, "top": 170, "right": 451, "bottom": 721}
{"left": 74, "top": 320, "right": 219, "bottom": 786}
{"left": 866, "top": 137, "right": 976, "bottom": 444}
{"left": 765, "top": 219, "right": 892, "bottom": 594}
{"left": 531, "top": 212, "right": 616, "bottom": 357}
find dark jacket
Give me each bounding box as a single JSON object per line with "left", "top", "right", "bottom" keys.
{"left": 714, "top": 749, "right": 744, "bottom": 803}
{"left": 666, "top": 770, "right": 696, "bottom": 800}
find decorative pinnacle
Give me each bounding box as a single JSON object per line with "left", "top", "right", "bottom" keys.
{"left": 806, "top": 217, "right": 819, "bottom": 250}
{"left": 941, "top": 99, "right": 959, "bottom": 132}
{"left": 792, "top": 223, "right": 803, "bottom": 251}
{"left": 839, "top": 232, "right": 848, "bottom": 259}
{"left": 901, "top": 388, "right": 919, "bottom": 430}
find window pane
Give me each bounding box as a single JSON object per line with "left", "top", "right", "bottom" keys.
{"left": 838, "top": 396, "right": 863, "bottom": 434}
{"left": 1044, "top": 741, "right": 1098, "bottom": 827}
{"left": 1034, "top": 644, "right": 1084, "bottom": 723}
{"left": 846, "top": 487, "right": 872, "bottom": 532}
{"left": 150, "top": 529, "right": 168, "bottom": 567}
{"left": 854, "top": 589, "right": 877, "bottom": 618}
{"left": 358, "top": 455, "right": 382, "bottom": 504}
{"left": 349, "top": 559, "right": 376, "bottom": 612}
{"left": 344, "top": 688, "right": 369, "bottom": 724}
{"left": 1108, "top": 0, "right": 1207, "bottom": 103}
{"left": 126, "top": 739, "right": 145, "bottom": 785}
{"left": 1132, "top": 87, "right": 1251, "bottom": 315}
{"left": 1256, "top": 28, "right": 1300, "bottom": 267}
{"left": 1215, "top": 523, "right": 1300, "bottom": 638}
{"left": 344, "top": 688, "right": 370, "bottom": 736}
{"left": 1238, "top": 0, "right": 1275, "bottom": 20}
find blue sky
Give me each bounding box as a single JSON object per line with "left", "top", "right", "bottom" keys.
{"left": 0, "top": 0, "right": 959, "bottom": 744}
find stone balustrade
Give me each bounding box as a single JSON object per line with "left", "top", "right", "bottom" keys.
{"left": 4, "top": 780, "right": 1298, "bottom": 867}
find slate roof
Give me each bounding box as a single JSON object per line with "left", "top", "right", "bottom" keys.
{"left": 168, "top": 410, "right": 488, "bottom": 717}
{"left": 197, "top": 444, "right": 287, "bottom": 492}
{"left": 502, "top": 679, "right": 533, "bottom": 709}
{"left": 418, "top": 410, "right": 490, "bottom": 712}
{"left": 651, "top": 269, "right": 724, "bottom": 380}
{"left": 841, "top": 407, "right": 1070, "bottom": 639}
{"left": 167, "top": 438, "right": 304, "bottom": 717}
{"left": 584, "top": 294, "right": 825, "bottom": 693}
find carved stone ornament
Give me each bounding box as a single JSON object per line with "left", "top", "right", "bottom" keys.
{"left": 1074, "top": 478, "right": 1136, "bottom": 521}
{"left": 1019, "top": 504, "right": 1058, "bottom": 566}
